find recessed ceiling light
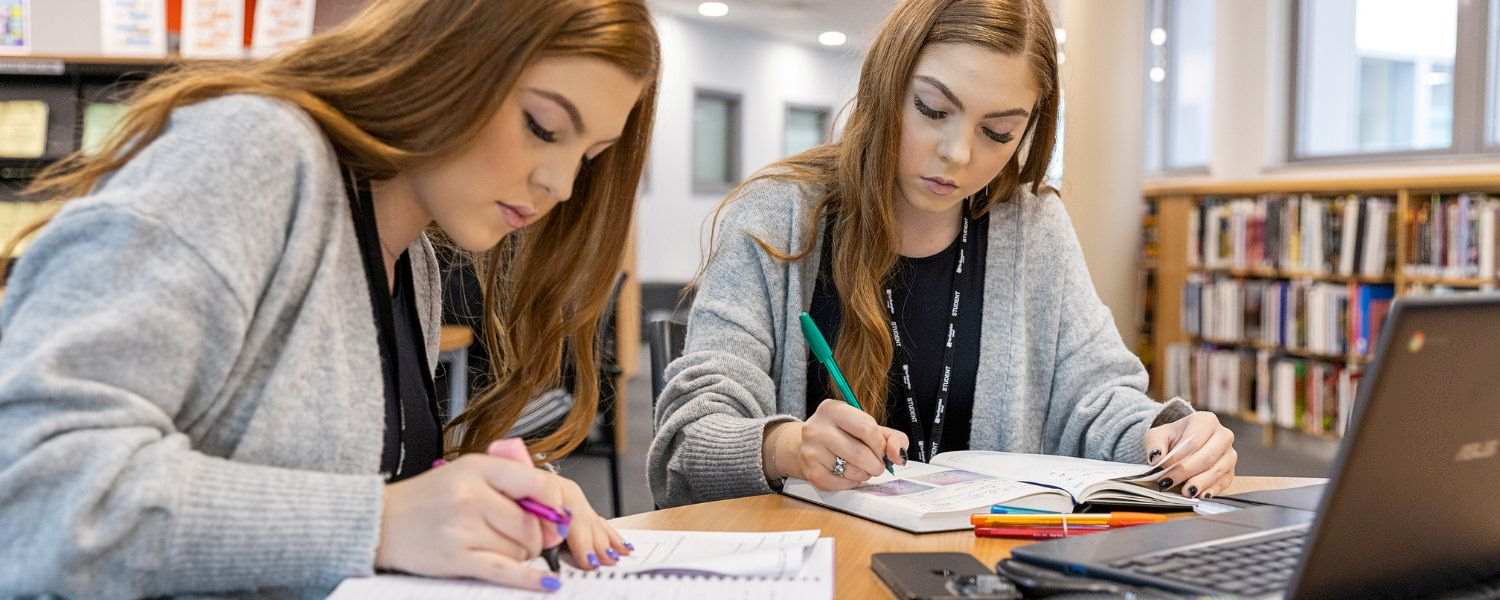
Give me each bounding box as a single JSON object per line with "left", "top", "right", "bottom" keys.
{"left": 1149, "top": 66, "right": 1166, "bottom": 82}
{"left": 698, "top": 2, "right": 728, "bottom": 17}
{"left": 1150, "top": 27, "right": 1167, "bottom": 46}
{"left": 818, "top": 31, "right": 847, "bottom": 46}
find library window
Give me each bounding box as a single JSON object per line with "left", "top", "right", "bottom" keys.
{"left": 1144, "top": 0, "right": 1214, "bottom": 173}
{"left": 782, "top": 105, "right": 829, "bottom": 157}
{"left": 692, "top": 90, "right": 741, "bottom": 194}
{"left": 1294, "top": 0, "right": 1470, "bottom": 158}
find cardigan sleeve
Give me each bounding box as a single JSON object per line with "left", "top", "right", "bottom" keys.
{"left": 646, "top": 180, "right": 809, "bottom": 508}
{"left": 1035, "top": 197, "right": 1190, "bottom": 464}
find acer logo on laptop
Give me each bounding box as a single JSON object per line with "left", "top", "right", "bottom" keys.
{"left": 1455, "top": 440, "right": 1499, "bottom": 462}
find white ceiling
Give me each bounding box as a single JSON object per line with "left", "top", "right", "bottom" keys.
{"left": 647, "top": 0, "right": 898, "bottom": 50}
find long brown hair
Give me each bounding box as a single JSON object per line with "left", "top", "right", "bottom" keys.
{"left": 10, "top": 0, "right": 660, "bottom": 461}
{"left": 702, "top": 0, "right": 1058, "bottom": 423}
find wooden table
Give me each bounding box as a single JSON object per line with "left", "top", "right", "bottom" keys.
{"left": 612, "top": 476, "right": 1323, "bottom": 599}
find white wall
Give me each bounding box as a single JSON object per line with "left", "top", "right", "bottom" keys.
{"left": 1057, "top": 0, "right": 1149, "bottom": 350}
{"left": 637, "top": 15, "right": 862, "bottom": 284}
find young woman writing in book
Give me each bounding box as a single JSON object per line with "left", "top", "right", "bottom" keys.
{"left": 649, "top": 0, "right": 1237, "bottom": 509}
{"left": 0, "top": 0, "right": 657, "bottom": 596}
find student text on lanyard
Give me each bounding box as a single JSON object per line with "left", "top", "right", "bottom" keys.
{"left": 885, "top": 198, "right": 975, "bottom": 463}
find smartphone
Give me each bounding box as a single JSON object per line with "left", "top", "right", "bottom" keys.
{"left": 871, "top": 552, "right": 1021, "bottom": 600}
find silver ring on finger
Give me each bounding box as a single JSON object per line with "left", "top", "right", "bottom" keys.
{"left": 831, "top": 456, "right": 848, "bottom": 478}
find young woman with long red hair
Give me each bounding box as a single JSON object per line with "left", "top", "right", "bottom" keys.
{"left": 0, "top": 0, "right": 658, "bottom": 595}
{"left": 650, "top": 0, "right": 1237, "bottom": 509}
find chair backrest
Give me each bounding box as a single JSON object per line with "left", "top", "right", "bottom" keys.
{"left": 647, "top": 317, "right": 687, "bottom": 417}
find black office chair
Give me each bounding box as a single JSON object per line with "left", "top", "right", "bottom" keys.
{"left": 572, "top": 273, "right": 629, "bottom": 516}
{"left": 647, "top": 317, "right": 687, "bottom": 420}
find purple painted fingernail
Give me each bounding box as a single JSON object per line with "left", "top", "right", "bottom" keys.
{"left": 431, "top": 458, "right": 448, "bottom": 468}
{"left": 587, "top": 553, "right": 600, "bottom": 568}
{"left": 625, "top": 542, "right": 635, "bottom": 551}
{"left": 541, "top": 576, "right": 561, "bottom": 591}
{"left": 557, "top": 523, "right": 569, "bottom": 538}
{"left": 606, "top": 548, "right": 619, "bottom": 560}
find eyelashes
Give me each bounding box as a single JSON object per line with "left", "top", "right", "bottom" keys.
{"left": 914, "top": 95, "right": 1016, "bottom": 144}
{"left": 984, "top": 129, "right": 1014, "bottom": 144}
{"left": 525, "top": 112, "right": 557, "bottom": 143}
{"left": 914, "top": 95, "right": 947, "bottom": 120}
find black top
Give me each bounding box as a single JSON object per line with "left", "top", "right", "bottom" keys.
{"left": 342, "top": 166, "right": 442, "bottom": 482}
{"left": 805, "top": 213, "right": 989, "bottom": 453}
{"left": 385, "top": 252, "right": 443, "bottom": 480}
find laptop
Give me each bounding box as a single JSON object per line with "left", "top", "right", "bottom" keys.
{"left": 1012, "top": 294, "right": 1500, "bottom": 599}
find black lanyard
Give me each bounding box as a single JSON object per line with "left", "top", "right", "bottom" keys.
{"left": 340, "top": 163, "right": 437, "bottom": 480}
{"left": 885, "top": 199, "right": 975, "bottom": 463}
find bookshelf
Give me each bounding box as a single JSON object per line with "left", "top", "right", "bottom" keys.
{"left": 1140, "top": 172, "right": 1500, "bottom": 447}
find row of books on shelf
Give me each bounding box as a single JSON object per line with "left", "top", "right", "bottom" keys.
{"left": 1163, "top": 344, "right": 1359, "bottom": 438}
{"left": 1183, "top": 276, "right": 1395, "bottom": 359}
{"left": 1190, "top": 194, "right": 1396, "bottom": 278}
{"left": 1404, "top": 194, "right": 1500, "bottom": 280}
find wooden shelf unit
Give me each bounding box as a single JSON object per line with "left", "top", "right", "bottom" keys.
{"left": 1140, "top": 172, "right": 1500, "bottom": 444}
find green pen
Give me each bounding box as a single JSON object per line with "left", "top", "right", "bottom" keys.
{"left": 799, "top": 312, "right": 897, "bottom": 475}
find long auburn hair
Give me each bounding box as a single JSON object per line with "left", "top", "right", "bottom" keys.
{"left": 702, "top": 0, "right": 1058, "bottom": 423}
{"left": 9, "top": 0, "right": 660, "bottom": 461}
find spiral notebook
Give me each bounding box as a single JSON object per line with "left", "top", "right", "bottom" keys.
{"left": 329, "top": 529, "right": 834, "bottom": 599}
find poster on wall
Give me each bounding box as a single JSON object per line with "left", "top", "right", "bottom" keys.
{"left": 0, "top": 0, "right": 29, "bottom": 55}
{"left": 182, "top": 0, "right": 245, "bottom": 58}
{"left": 100, "top": 0, "right": 168, "bottom": 56}
{"left": 251, "top": 0, "right": 316, "bottom": 58}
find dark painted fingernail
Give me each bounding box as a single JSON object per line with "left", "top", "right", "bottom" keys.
{"left": 1158, "top": 478, "right": 1174, "bottom": 490}
{"left": 606, "top": 548, "right": 619, "bottom": 560}
{"left": 541, "top": 576, "right": 561, "bottom": 591}
{"left": 557, "top": 523, "right": 569, "bottom": 538}
{"left": 899, "top": 448, "right": 908, "bottom": 464}
{"left": 625, "top": 542, "right": 635, "bottom": 551}
{"left": 587, "top": 553, "right": 600, "bottom": 568}
{"left": 1204, "top": 493, "right": 1214, "bottom": 499}
{"left": 1187, "top": 485, "right": 1199, "bottom": 498}
{"left": 1148, "top": 449, "right": 1162, "bottom": 464}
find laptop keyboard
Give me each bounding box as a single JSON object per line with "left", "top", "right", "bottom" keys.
{"left": 1108, "top": 529, "right": 1308, "bottom": 597}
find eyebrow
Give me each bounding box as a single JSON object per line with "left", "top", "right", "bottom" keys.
{"left": 914, "top": 75, "right": 1030, "bottom": 119}
{"left": 527, "top": 87, "right": 587, "bottom": 134}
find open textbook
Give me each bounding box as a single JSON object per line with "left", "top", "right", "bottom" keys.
{"left": 782, "top": 450, "right": 1197, "bottom": 533}
{"left": 329, "top": 529, "right": 833, "bottom": 599}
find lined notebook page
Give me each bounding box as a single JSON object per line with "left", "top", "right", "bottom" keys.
{"left": 329, "top": 533, "right": 833, "bottom": 600}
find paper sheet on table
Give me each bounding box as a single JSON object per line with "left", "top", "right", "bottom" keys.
{"left": 540, "top": 528, "right": 819, "bottom": 577}
{"left": 328, "top": 531, "right": 832, "bottom": 600}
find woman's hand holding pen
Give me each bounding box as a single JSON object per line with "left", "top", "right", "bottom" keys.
{"left": 545, "top": 472, "right": 634, "bottom": 570}
{"left": 375, "top": 439, "right": 565, "bottom": 592}
{"left": 765, "top": 399, "right": 908, "bottom": 491}
{"left": 1143, "top": 411, "right": 1238, "bottom": 500}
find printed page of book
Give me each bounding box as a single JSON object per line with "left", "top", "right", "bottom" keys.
{"left": 784, "top": 461, "right": 1069, "bottom": 531}
{"left": 933, "top": 451, "right": 1164, "bottom": 500}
